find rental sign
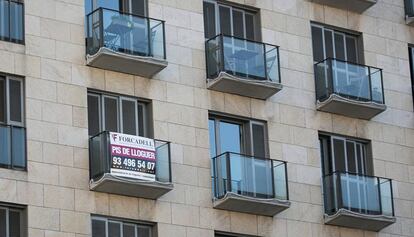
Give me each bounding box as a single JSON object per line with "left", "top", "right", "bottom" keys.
{"left": 109, "top": 132, "right": 156, "bottom": 181}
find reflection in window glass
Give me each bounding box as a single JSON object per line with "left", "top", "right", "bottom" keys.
{"left": 0, "top": 124, "right": 11, "bottom": 166}
{"left": 219, "top": 121, "right": 242, "bottom": 154}
{"left": 0, "top": 0, "right": 10, "bottom": 40}
{"left": 9, "top": 2, "right": 23, "bottom": 42}
{"left": 0, "top": 78, "right": 5, "bottom": 122}
{"left": 11, "top": 126, "right": 25, "bottom": 168}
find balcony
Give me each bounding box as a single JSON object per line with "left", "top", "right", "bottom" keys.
{"left": 309, "top": 0, "right": 377, "bottom": 13}
{"left": 205, "top": 34, "right": 282, "bottom": 100}
{"left": 323, "top": 171, "right": 395, "bottom": 231}
{"left": 0, "top": 124, "right": 26, "bottom": 170}
{"left": 85, "top": 8, "right": 167, "bottom": 78}
{"left": 89, "top": 131, "right": 173, "bottom": 199}
{"left": 314, "top": 58, "right": 386, "bottom": 120}
{"left": 212, "top": 152, "right": 290, "bottom": 216}
{"left": 405, "top": 0, "right": 414, "bottom": 25}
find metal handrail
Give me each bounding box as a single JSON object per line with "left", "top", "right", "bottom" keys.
{"left": 86, "top": 7, "right": 165, "bottom": 23}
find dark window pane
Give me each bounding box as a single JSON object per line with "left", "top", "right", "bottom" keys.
{"left": 0, "top": 78, "right": 5, "bottom": 122}
{"left": 108, "top": 222, "right": 121, "bottom": 237}
{"left": 123, "top": 224, "right": 135, "bottom": 237}
{"left": 219, "top": 6, "right": 231, "bottom": 35}
{"left": 0, "top": 126, "right": 11, "bottom": 166}
{"left": 9, "top": 2, "right": 23, "bottom": 42}
{"left": 324, "top": 30, "right": 334, "bottom": 59}
{"left": 333, "top": 138, "right": 346, "bottom": 172}
{"left": 87, "top": 94, "right": 100, "bottom": 136}
{"left": 245, "top": 14, "right": 255, "bottom": 40}
{"left": 121, "top": 99, "right": 137, "bottom": 135}
{"left": 92, "top": 219, "right": 106, "bottom": 237}
{"left": 334, "top": 33, "right": 345, "bottom": 61}
{"left": 137, "top": 226, "right": 151, "bottom": 237}
{"left": 209, "top": 119, "right": 216, "bottom": 157}
{"left": 11, "top": 126, "right": 25, "bottom": 168}
{"left": 232, "top": 10, "right": 244, "bottom": 38}
{"left": 104, "top": 97, "right": 118, "bottom": 132}
{"left": 346, "top": 36, "right": 358, "bottom": 63}
{"left": 346, "top": 141, "right": 356, "bottom": 173}
{"left": 252, "top": 123, "right": 265, "bottom": 158}
{"left": 137, "top": 103, "right": 145, "bottom": 136}
{"left": 9, "top": 79, "right": 22, "bottom": 123}
{"left": 0, "top": 0, "right": 10, "bottom": 39}
{"left": 130, "top": 0, "right": 146, "bottom": 16}
{"left": 0, "top": 209, "right": 6, "bottom": 237}
{"left": 311, "top": 26, "right": 324, "bottom": 62}
{"left": 9, "top": 210, "right": 20, "bottom": 237}
{"left": 203, "top": 1, "right": 216, "bottom": 38}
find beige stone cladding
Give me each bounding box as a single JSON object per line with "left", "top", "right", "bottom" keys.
{"left": 0, "top": 0, "right": 412, "bottom": 237}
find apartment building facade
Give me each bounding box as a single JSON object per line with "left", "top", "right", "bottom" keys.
{"left": 0, "top": 0, "right": 413, "bottom": 236}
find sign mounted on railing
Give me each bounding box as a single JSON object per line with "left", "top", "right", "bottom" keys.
{"left": 109, "top": 132, "right": 156, "bottom": 181}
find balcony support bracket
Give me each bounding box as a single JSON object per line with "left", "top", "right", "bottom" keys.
{"left": 324, "top": 208, "right": 396, "bottom": 232}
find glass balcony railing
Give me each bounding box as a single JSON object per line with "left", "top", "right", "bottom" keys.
{"left": 86, "top": 7, "right": 166, "bottom": 60}
{"left": 315, "top": 58, "right": 385, "bottom": 104}
{"left": 405, "top": 0, "right": 414, "bottom": 17}
{"left": 212, "top": 152, "right": 288, "bottom": 201}
{"left": 89, "top": 131, "right": 171, "bottom": 183}
{"left": 323, "top": 171, "right": 394, "bottom": 217}
{"left": 206, "top": 34, "right": 281, "bottom": 83}
{"left": 0, "top": 124, "right": 26, "bottom": 170}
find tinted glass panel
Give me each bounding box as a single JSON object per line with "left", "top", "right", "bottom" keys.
{"left": 232, "top": 10, "right": 244, "bottom": 38}
{"left": 219, "top": 6, "right": 231, "bottom": 35}
{"left": 346, "top": 141, "right": 356, "bottom": 173}
{"left": 123, "top": 224, "right": 135, "bottom": 237}
{"left": 0, "top": 126, "right": 11, "bottom": 166}
{"left": 137, "top": 103, "right": 145, "bottom": 136}
{"left": 0, "top": 0, "right": 10, "bottom": 39}
{"left": 333, "top": 138, "right": 346, "bottom": 172}
{"left": 346, "top": 36, "right": 358, "bottom": 63}
{"left": 9, "top": 2, "right": 23, "bottom": 42}
{"left": 245, "top": 14, "right": 255, "bottom": 40}
{"left": 311, "top": 26, "right": 324, "bottom": 62}
{"left": 219, "top": 121, "right": 241, "bottom": 154}
{"left": 9, "top": 79, "right": 22, "bottom": 123}
{"left": 0, "top": 78, "right": 5, "bottom": 122}
{"left": 203, "top": 1, "right": 216, "bottom": 38}
{"left": 209, "top": 119, "right": 216, "bottom": 157}
{"left": 0, "top": 209, "right": 5, "bottom": 237}
{"left": 94, "top": 0, "right": 119, "bottom": 11}
{"left": 92, "top": 219, "right": 106, "bottom": 237}
{"left": 11, "top": 126, "right": 25, "bottom": 168}
{"left": 121, "top": 99, "right": 137, "bottom": 135}
{"left": 130, "top": 0, "right": 146, "bottom": 16}
{"left": 334, "top": 33, "right": 345, "bottom": 61}
{"left": 104, "top": 97, "right": 118, "bottom": 132}
{"left": 9, "top": 210, "right": 20, "bottom": 237}
{"left": 324, "top": 30, "right": 334, "bottom": 59}
{"left": 108, "top": 222, "right": 121, "bottom": 237}
{"left": 137, "top": 226, "right": 151, "bottom": 237}
{"left": 252, "top": 123, "right": 265, "bottom": 158}
{"left": 87, "top": 94, "right": 100, "bottom": 136}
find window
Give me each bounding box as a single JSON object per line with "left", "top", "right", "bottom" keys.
{"left": 0, "top": 0, "right": 24, "bottom": 44}
{"left": 319, "top": 134, "right": 372, "bottom": 176}
{"left": 91, "top": 216, "right": 153, "bottom": 237}
{"left": 0, "top": 75, "right": 25, "bottom": 170}
{"left": 85, "top": 0, "right": 147, "bottom": 16}
{"left": 209, "top": 114, "right": 267, "bottom": 158}
{"left": 311, "top": 23, "right": 361, "bottom": 63}
{"left": 203, "top": 0, "right": 259, "bottom": 40}
{"left": 408, "top": 46, "right": 414, "bottom": 107}
{"left": 0, "top": 205, "right": 26, "bottom": 237}
{"left": 87, "top": 91, "right": 149, "bottom": 137}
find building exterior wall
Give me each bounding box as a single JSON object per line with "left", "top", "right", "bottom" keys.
{"left": 0, "top": 0, "right": 413, "bottom": 236}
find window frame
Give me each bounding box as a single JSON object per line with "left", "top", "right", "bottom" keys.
{"left": 91, "top": 215, "right": 155, "bottom": 237}
{"left": 0, "top": 0, "right": 25, "bottom": 44}
{"left": 87, "top": 90, "right": 151, "bottom": 138}
{"left": 209, "top": 112, "right": 269, "bottom": 158}
{"left": 0, "top": 203, "right": 27, "bottom": 237}
{"left": 408, "top": 45, "right": 414, "bottom": 109}
{"left": 310, "top": 22, "right": 364, "bottom": 64}
{"left": 203, "top": 0, "right": 261, "bottom": 41}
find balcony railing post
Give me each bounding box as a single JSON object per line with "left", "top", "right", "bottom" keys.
{"left": 99, "top": 8, "right": 104, "bottom": 48}
{"left": 167, "top": 142, "right": 172, "bottom": 183}
{"left": 226, "top": 152, "right": 232, "bottom": 193}
{"left": 368, "top": 66, "right": 373, "bottom": 101}
{"left": 336, "top": 172, "right": 343, "bottom": 211}
{"left": 220, "top": 34, "right": 225, "bottom": 73}
{"left": 285, "top": 161, "right": 289, "bottom": 200}
{"left": 390, "top": 180, "right": 395, "bottom": 216}
{"left": 270, "top": 160, "right": 275, "bottom": 198}
{"left": 377, "top": 177, "right": 383, "bottom": 215}
{"left": 147, "top": 18, "right": 152, "bottom": 57}
{"left": 162, "top": 21, "right": 166, "bottom": 59}
{"left": 277, "top": 47, "right": 281, "bottom": 83}
{"left": 381, "top": 69, "right": 385, "bottom": 104}
{"left": 263, "top": 44, "right": 268, "bottom": 81}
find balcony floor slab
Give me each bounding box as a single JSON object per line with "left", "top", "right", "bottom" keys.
{"left": 325, "top": 208, "right": 396, "bottom": 232}
{"left": 90, "top": 173, "right": 173, "bottom": 199}
{"left": 207, "top": 72, "right": 283, "bottom": 100}
{"left": 86, "top": 47, "right": 168, "bottom": 78}
{"left": 317, "top": 94, "right": 386, "bottom": 120}
{"left": 309, "top": 0, "right": 377, "bottom": 13}
{"left": 213, "top": 192, "right": 290, "bottom": 216}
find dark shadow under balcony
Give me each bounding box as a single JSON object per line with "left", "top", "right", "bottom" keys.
{"left": 89, "top": 131, "right": 173, "bottom": 199}
{"left": 315, "top": 58, "right": 386, "bottom": 120}
{"left": 405, "top": 0, "right": 414, "bottom": 25}
{"left": 205, "top": 35, "right": 282, "bottom": 100}
{"left": 85, "top": 8, "right": 167, "bottom": 78}
{"left": 309, "top": 0, "right": 377, "bottom": 13}
{"left": 323, "top": 171, "right": 396, "bottom": 231}
{"left": 212, "top": 152, "right": 290, "bottom": 216}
